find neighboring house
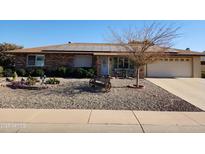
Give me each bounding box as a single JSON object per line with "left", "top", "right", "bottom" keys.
{"left": 7, "top": 43, "right": 204, "bottom": 78}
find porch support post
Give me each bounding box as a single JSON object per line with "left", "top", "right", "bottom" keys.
{"left": 107, "top": 56, "right": 110, "bottom": 75}
{"left": 96, "top": 56, "right": 101, "bottom": 76}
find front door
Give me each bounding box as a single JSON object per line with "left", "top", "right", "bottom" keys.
{"left": 100, "top": 56, "right": 109, "bottom": 76}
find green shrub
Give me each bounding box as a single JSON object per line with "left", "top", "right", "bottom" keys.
{"left": 45, "top": 78, "right": 60, "bottom": 84}
{"left": 38, "top": 67, "right": 96, "bottom": 78}
{"left": 86, "top": 68, "right": 95, "bottom": 77}
{"left": 66, "top": 67, "right": 73, "bottom": 77}
{"left": 33, "top": 68, "right": 45, "bottom": 77}
{"left": 73, "top": 68, "right": 96, "bottom": 78}
{"left": 25, "top": 68, "right": 35, "bottom": 76}
{"left": 72, "top": 68, "right": 85, "bottom": 78}
{"left": 56, "top": 66, "right": 67, "bottom": 77}
{"left": 16, "top": 68, "right": 26, "bottom": 76}
{"left": 44, "top": 68, "right": 56, "bottom": 77}
{"left": 3, "top": 68, "right": 13, "bottom": 77}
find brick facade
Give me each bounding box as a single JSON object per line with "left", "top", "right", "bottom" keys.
{"left": 14, "top": 53, "right": 74, "bottom": 69}
{"left": 14, "top": 53, "right": 144, "bottom": 78}
{"left": 14, "top": 53, "right": 27, "bottom": 68}
{"left": 45, "top": 54, "right": 74, "bottom": 69}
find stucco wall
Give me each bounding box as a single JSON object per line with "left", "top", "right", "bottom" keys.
{"left": 73, "top": 55, "right": 92, "bottom": 67}
{"left": 193, "top": 56, "right": 201, "bottom": 78}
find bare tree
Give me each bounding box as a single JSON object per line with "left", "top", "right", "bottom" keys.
{"left": 109, "top": 23, "right": 180, "bottom": 88}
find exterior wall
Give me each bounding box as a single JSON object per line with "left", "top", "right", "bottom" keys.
{"left": 73, "top": 55, "right": 92, "bottom": 67}
{"left": 45, "top": 54, "right": 74, "bottom": 69}
{"left": 14, "top": 53, "right": 74, "bottom": 69}
{"left": 14, "top": 53, "right": 199, "bottom": 78}
{"left": 14, "top": 53, "right": 27, "bottom": 68}
{"left": 139, "top": 67, "right": 144, "bottom": 78}
{"left": 193, "top": 56, "right": 201, "bottom": 77}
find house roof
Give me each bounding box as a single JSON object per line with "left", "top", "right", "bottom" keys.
{"left": 6, "top": 43, "right": 205, "bottom": 56}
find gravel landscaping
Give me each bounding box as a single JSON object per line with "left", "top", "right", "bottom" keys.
{"left": 0, "top": 78, "right": 203, "bottom": 111}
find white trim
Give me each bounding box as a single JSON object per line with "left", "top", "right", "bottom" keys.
{"left": 27, "top": 54, "right": 45, "bottom": 67}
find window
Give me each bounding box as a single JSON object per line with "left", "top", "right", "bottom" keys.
{"left": 124, "top": 58, "right": 129, "bottom": 68}
{"left": 201, "top": 61, "right": 205, "bottom": 65}
{"left": 113, "top": 57, "right": 118, "bottom": 68}
{"left": 118, "top": 57, "right": 124, "bottom": 68}
{"left": 27, "top": 55, "right": 45, "bottom": 67}
{"left": 129, "top": 60, "right": 134, "bottom": 69}
{"left": 112, "top": 57, "right": 134, "bottom": 69}
{"left": 169, "top": 58, "right": 173, "bottom": 61}
{"left": 181, "top": 59, "right": 184, "bottom": 61}
{"left": 27, "top": 55, "right": 35, "bottom": 66}
{"left": 186, "top": 59, "right": 190, "bottom": 61}
{"left": 36, "top": 55, "right": 45, "bottom": 66}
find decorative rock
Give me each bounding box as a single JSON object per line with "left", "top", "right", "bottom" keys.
{"left": 0, "top": 78, "right": 202, "bottom": 112}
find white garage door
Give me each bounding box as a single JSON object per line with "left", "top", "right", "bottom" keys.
{"left": 147, "top": 58, "right": 192, "bottom": 77}
{"left": 74, "top": 55, "right": 92, "bottom": 67}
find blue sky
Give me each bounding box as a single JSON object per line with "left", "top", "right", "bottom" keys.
{"left": 0, "top": 20, "right": 205, "bottom": 52}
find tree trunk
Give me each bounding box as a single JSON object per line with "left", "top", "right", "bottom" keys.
{"left": 136, "top": 67, "right": 140, "bottom": 87}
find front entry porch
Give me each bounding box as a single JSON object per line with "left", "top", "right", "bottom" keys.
{"left": 95, "top": 56, "right": 144, "bottom": 78}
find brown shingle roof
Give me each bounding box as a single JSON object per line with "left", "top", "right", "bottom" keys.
{"left": 6, "top": 43, "right": 205, "bottom": 56}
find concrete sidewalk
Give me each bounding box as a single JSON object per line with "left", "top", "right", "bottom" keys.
{"left": 0, "top": 109, "right": 205, "bottom": 133}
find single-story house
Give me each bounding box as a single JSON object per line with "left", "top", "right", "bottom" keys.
{"left": 7, "top": 42, "right": 205, "bottom": 78}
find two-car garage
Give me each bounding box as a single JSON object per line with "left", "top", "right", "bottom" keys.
{"left": 146, "top": 58, "right": 192, "bottom": 77}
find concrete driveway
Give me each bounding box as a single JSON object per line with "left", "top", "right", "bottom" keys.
{"left": 147, "top": 78, "right": 205, "bottom": 111}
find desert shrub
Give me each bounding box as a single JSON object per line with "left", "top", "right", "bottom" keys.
{"left": 12, "top": 71, "right": 18, "bottom": 80}
{"left": 26, "top": 76, "right": 38, "bottom": 85}
{"left": 45, "top": 78, "right": 60, "bottom": 84}
{"left": 3, "top": 68, "right": 13, "bottom": 77}
{"left": 0, "top": 66, "right": 3, "bottom": 77}
{"left": 16, "top": 68, "right": 26, "bottom": 76}
{"left": 32, "top": 68, "right": 45, "bottom": 77}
